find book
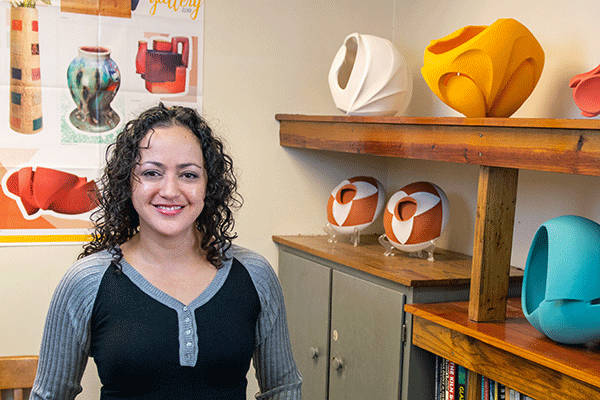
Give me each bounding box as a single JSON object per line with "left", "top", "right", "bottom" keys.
{"left": 483, "top": 376, "right": 489, "bottom": 400}
{"left": 448, "top": 361, "right": 456, "bottom": 400}
{"left": 444, "top": 358, "right": 450, "bottom": 400}
{"left": 457, "top": 364, "right": 467, "bottom": 400}
{"left": 440, "top": 358, "right": 447, "bottom": 400}
{"left": 435, "top": 356, "right": 441, "bottom": 400}
{"left": 499, "top": 383, "right": 506, "bottom": 400}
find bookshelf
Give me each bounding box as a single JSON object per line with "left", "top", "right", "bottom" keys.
{"left": 405, "top": 298, "right": 600, "bottom": 399}
{"left": 276, "top": 114, "right": 600, "bottom": 398}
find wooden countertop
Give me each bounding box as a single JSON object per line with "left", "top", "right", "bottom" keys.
{"left": 273, "top": 234, "right": 523, "bottom": 288}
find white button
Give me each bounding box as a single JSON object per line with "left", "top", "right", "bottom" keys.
{"left": 186, "top": 330, "right": 191, "bottom": 335}
{"left": 183, "top": 307, "right": 188, "bottom": 311}
{"left": 185, "top": 317, "right": 190, "bottom": 322}
{"left": 186, "top": 342, "right": 192, "bottom": 347}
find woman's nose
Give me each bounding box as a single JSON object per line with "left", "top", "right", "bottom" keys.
{"left": 159, "top": 174, "right": 180, "bottom": 198}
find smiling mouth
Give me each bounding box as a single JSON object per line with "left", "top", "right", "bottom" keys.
{"left": 155, "top": 205, "right": 184, "bottom": 211}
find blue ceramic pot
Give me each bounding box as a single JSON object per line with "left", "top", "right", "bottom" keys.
{"left": 67, "top": 46, "right": 120, "bottom": 133}
{"left": 522, "top": 215, "right": 600, "bottom": 344}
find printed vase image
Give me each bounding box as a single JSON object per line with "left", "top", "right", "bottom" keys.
{"left": 522, "top": 215, "right": 600, "bottom": 344}
{"left": 381, "top": 181, "right": 449, "bottom": 258}
{"left": 135, "top": 37, "right": 190, "bottom": 94}
{"left": 328, "top": 33, "right": 412, "bottom": 116}
{"left": 67, "top": 46, "right": 121, "bottom": 132}
{"left": 9, "top": 6, "right": 43, "bottom": 134}
{"left": 421, "top": 18, "right": 544, "bottom": 117}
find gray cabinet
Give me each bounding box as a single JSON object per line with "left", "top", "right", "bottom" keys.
{"left": 279, "top": 251, "right": 331, "bottom": 400}
{"left": 280, "top": 249, "right": 406, "bottom": 400}
{"left": 328, "top": 270, "right": 405, "bottom": 400}
{"left": 275, "top": 235, "right": 523, "bottom": 400}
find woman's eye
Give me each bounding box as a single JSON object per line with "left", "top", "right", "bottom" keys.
{"left": 141, "top": 170, "right": 161, "bottom": 178}
{"left": 181, "top": 172, "right": 199, "bottom": 179}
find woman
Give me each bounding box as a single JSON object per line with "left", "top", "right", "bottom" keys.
{"left": 30, "top": 104, "right": 302, "bottom": 399}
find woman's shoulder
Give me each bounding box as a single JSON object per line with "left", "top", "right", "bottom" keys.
{"left": 229, "top": 245, "right": 275, "bottom": 278}
{"left": 56, "top": 250, "right": 115, "bottom": 293}
{"left": 229, "top": 244, "right": 282, "bottom": 302}
{"left": 47, "top": 250, "right": 116, "bottom": 323}
{"left": 230, "top": 244, "right": 269, "bottom": 265}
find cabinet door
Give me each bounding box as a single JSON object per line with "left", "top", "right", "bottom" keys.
{"left": 329, "top": 270, "right": 406, "bottom": 400}
{"left": 279, "top": 251, "right": 331, "bottom": 400}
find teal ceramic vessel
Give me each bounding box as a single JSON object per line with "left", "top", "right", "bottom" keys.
{"left": 522, "top": 215, "right": 600, "bottom": 344}
{"left": 67, "top": 46, "right": 120, "bottom": 133}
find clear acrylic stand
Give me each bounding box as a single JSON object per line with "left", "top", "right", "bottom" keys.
{"left": 378, "top": 233, "right": 396, "bottom": 257}
{"left": 378, "top": 234, "right": 437, "bottom": 261}
{"left": 324, "top": 223, "right": 361, "bottom": 247}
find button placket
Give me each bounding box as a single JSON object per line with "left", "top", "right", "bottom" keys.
{"left": 180, "top": 305, "right": 197, "bottom": 366}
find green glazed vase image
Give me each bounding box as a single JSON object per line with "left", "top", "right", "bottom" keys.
{"left": 522, "top": 215, "right": 600, "bottom": 344}
{"left": 67, "top": 46, "right": 121, "bottom": 133}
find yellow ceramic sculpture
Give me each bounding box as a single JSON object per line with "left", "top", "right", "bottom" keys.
{"left": 422, "top": 18, "right": 544, "bottom": 118}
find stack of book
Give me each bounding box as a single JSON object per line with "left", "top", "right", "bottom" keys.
{"left": 435, "top": 356, "right": 536, "bottom": 400}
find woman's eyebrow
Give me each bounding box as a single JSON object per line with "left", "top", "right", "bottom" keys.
{"left": 177, "top": 162, "right": 203, "bottom": 169}
{"left": 138, "top": 161, "right": 202, "bottom": 169}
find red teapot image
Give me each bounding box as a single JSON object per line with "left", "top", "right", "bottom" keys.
{"left": 136, "top": 36, "right": 190, "bottom": 94}
{"left": 569, "top": 63, "right": 600, "bottom": 117}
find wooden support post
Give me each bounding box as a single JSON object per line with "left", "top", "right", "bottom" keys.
{"left": 469, "top": 165, "right": 519, "bottom": 322}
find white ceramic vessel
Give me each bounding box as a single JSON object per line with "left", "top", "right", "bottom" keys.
{"left": 328, "top": 33, "right": 412, "bottom": 116}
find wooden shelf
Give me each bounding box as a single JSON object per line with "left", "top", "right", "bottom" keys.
{"left": 273, "top": 234, "right": 523, "bottom": 288}
{"left": 276, "top": 114, "right": 600, "bottom": 321}
{"left": 276, "top": 114, "right": 600, "bottom": 399}
{"left": 276, "top": 114, "right": 600, "bottom": 177}
{"left": 405, "top": 298, "right": 600, "bottom": 399}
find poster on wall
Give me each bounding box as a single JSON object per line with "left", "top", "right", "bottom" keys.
{"left": 0, "top": 0, "right": 204, "bottom": 244}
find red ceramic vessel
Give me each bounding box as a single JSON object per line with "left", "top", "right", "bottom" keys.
{"left": 570, "top": 63, "right": 600, "bottom": 117}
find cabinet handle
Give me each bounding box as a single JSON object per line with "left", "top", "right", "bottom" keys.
{"left": 310, "top": 347, "right": 320, "bottom": 359}
{"left": 332, "top": 357, "right": 344, "bottom": 371}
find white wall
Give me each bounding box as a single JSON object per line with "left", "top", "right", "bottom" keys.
{"left": 1, "top": 0, "right": 397, "bottom": 398}
{"left": 3, "top": 0, "right": 600, "bottom": 398}
{"left": 391, "top": 0, "right": 600, "bottom": 268}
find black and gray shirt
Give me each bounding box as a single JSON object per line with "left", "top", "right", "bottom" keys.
{"left": 30, "top": 245, "right": 302, "bottom": 399}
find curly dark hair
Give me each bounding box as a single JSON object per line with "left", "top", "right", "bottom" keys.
{"left": 80, "top": 103, "right": 242, "bottom": 268}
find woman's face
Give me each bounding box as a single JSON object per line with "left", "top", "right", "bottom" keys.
{"left": 131, "top": 124, "right": 207, "bottom": 242}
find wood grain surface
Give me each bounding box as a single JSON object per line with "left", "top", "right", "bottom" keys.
{"left": 273, "top": 234, "right": 523, "bottom": 287}
{"left": 276, "top": 114, "right": 600, "bottom": 176}
{"left": 406, "top": 298, "right": 600, "bottom": 398}
{"left": 469, "top": 166, "right": 519, "bottom": 321}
